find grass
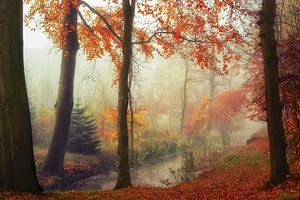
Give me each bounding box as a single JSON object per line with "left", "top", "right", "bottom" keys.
{"left": 216, "top": 154, "right": 241, "bottom": 169}
{"left": 3, "top": 139, "right": 300, "bottom": 199}
{"left": 216, "top": 151, "right": 265, "bottom": 170}
{"left": 279, "top": 192, "right": 300, "bottom": 200}
{"left": 34, "top": 147, "right": 112, "bottom": 169}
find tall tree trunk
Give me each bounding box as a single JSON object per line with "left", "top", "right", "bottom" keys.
{"left": 0, "top": 0, "right": 42, "bottom": 193}
{"left": 42, "top": 0, "right": 79, "bottom": 176}
{"left": 209, "top": 71, "right": 216, "bottom": 97}
{"left": 180, "top": 59, "right": 189, "bottom": 133}
{"left": 260, "top": 0, "right": 290, "bottom": 185}
{"left": 206, "top": 71, "right": 215, "bottom": 133}
{"left": 114, "top": 0, "right": 135, "bottom": 189}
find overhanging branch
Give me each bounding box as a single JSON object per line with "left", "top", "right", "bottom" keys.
{"left": 79, "top": 0, "right": 123, "bottom": 43}
{"left": 78, "top": 10, "right": 94, "bottom": 33}
{"left": 132, "top": 31, "right": 209, "bottom": 45}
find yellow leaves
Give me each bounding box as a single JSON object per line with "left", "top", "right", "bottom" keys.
{"left": 99, "top": 106, "right": 148, "bottom": 141}
{"left": 103, "top": 107, "right": 117, "bottom": 123}
{"left": 103, "top": 107, "right": 148, "bottom": 130}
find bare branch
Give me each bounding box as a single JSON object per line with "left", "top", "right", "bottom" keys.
{"left": 79, "top": 0, "right": 123, "bottom": 43}
{"left": 132, "top": 31, "right": 209, "bottom": 45}
{"left": 78, "top": 10, "right": 94, "bottom": 33}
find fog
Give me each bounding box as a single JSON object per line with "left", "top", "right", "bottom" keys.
{"left": 23, "top": 4, "right": 266, "bottom": 191}
{"left": 24, "top": 23, "right": 265, "bottom": 145}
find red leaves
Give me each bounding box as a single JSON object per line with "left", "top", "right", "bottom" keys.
{"left": 184, "top": 90, "right": 248, "bottom": 137}
{"left": 36, "top": 160, "right": 98, "bottom": 189}
{"left": 244, "top": 34, "right": 300, "bottom": 158}
{"left": 3, "top": 141, "right": 300, "bottom": 199}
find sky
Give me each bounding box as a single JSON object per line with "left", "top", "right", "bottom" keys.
{"left": 22, "top": 1, "right": 265, "bottom": 146}
{"left": 23, "top": 0, "right": 102, "bottom": 49}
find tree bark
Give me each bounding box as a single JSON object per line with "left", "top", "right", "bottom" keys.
{"left": 0, "top": 0, "right": 42, "bottom": 193}
{"left": 260, "top": 0, "right": 290, "bottom": 185}
{"left": 209, "top": 71, "right": 216, "bottom": 98}
{"left": 180, "top": 59, "right": 189, "bottom": 133}
{"left": 42, "top": 0, "right": 79, "bottom": 176}
{"left": 206, "top": 71, "right": 215, "bottom": 133}
{"left": 114, "top": 0, "right": 135, "bottom": 189}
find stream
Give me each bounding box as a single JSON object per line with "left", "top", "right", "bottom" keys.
{"left": 67, "top": 154, "right": 184, "bottom": 191}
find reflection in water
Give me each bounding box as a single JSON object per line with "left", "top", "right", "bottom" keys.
{"left": 70, "top": 155, "right": 183, "bottom": 191}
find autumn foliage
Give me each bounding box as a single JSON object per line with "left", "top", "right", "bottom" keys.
{"left": 3, "top": 138, "right": 300, "bottom": 199}
{"left": 184, "top": 90, "right": 248, "bottom": 143}
{"left": 14, "top": 0, "right": 300, "bottom": 198}
{"left": 244, "top": 32, "right": 300, "bottom": 158}
{"left": 97, "top": 107, "right": 148, "bottom": 141}
{"left": 24, "top": 0, "right": 246, "bottom": 79}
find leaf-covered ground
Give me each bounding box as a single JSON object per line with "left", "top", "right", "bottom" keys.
{"left": 33, "top": 149, "right": 117, "bottom": 190}
{"left": 2, "top": 139, "right": 300, "bottom": 200}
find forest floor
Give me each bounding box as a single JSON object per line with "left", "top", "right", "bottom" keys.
{"left": 2, "top": 139, "right": 300, "bottom": 200}
{"left": 33, "top": 149, "right": 117, "bottom": 190}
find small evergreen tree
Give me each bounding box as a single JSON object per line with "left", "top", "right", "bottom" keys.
{"left": 67, "top": 98, "right": 100, "bottom": 155}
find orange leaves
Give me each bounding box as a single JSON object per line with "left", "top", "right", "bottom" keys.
{"left": 77, "top": 6, "right": 124, "bottom": 79}
{"left": 35, "top": 160, "right": 98, "bottom": 189}
{"left": 26, "top": 0, "right": 247, "bottom": 81}
{"left": 147, "top": 0, "right": 246, "bottom": 73}
{"left": 25, "top": 0, "right": 79, "bottom": 49}
{"left": 4, "top": 141, "right": 300, "bottom": 199}
{"left": 244, "top": 32, "right": 300, "bottom": 157}
{"left": 133, "top": 29, "right": 154, "bottom": 59}
{"left": 214, "top": 0, "right": 224, "bottom": 12}
{"left": 195, "top": 16, "right": 206, "bottom": 29}
{"left": 137, "top": 2, "right": 155, "bottom": 16}
{"left": 98, "top": 107, "right": 148, "bottom": 141}
{"left": 184, "top": 90, "right": 248, "bottom": 136}
{"left": 71, "top": 0, "right": 78, "bottom": 7}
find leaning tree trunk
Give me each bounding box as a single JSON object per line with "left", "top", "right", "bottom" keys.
{"left": 0, "top": 0, "right": 42, "bottom": 193}
{"left": 260, "top": 0, "right": 290, "bottom": 185}
{"left": 42, "top": 0, "right": 79, "bottom": 176}
{"left": 114, "top": 0, "right": 135, "bottom": 189}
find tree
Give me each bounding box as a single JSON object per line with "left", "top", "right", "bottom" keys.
{"left": 184, "top": 90, "right": 248, "bottom": 146}
{"left": 35, "top": 106, "right": 55, "bottom": 148}
{"left": 28, "top": 95, "right": 39, "bottom": 146}
{"left": 42, "top": 0, "right": 79, "bottom": 176}
{"left": 180, "top": 58, "right": 189, "bottom": 134}
{"left": 0, "top": 0, "right": 42, "bottom": 193}
{"left": 98, "top": 107, "right": 148, "bottom": 142}
{"left": 260, "top": 0, "right": 290, "bottom": 185}
{"left": 67, "top": 99, "right": 100, "bottom": 155}
{"left": 26, "top": 0, "right": 245, "bottom": 188}
{"left": 244, "top": 0, "right": 300, "bottom": 159}
{"left": 78, "top": 0, "right": 244, "bottom": 188}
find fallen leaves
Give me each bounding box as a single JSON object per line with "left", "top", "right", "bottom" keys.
{"left": 36, "top": 160, "right": 98, "bottom": 189}
{"left": 2, "top": 139, "right": 300, "bottom": 199}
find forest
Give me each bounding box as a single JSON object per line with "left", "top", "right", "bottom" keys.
{"left": 0, "top": 0, "right": 299, "bottom": 199}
